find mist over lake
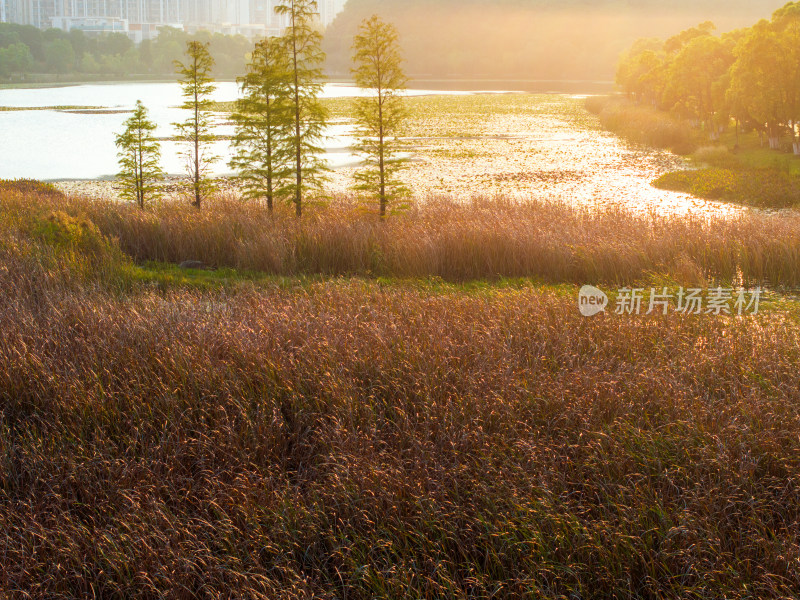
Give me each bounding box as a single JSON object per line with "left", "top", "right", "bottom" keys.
{"left": 0, "top": 81, "right": 478, "bottom": 180}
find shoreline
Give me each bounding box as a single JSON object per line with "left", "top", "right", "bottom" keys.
{"left": 1, "top": 77, "right": 614, "bottom": 91}
{"left": 52, "top": 170, "right": 361, "bottom": 201}
{"left": 586, "top": 95, "right": 800, "bottom": 210}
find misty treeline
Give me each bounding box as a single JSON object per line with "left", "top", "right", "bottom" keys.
{"left": 322, "top": 0, "right": 781, "bottom": 80}
{"left": 118, "top": 2, "right": 407, "bottom": 218}
{"left": 0, "top": 23, "right": 251, "bottom": 79}
{"left": 617, "top": 2, "right": 800, "bottom": 152}
{"left": 1, "top": 0, "right": 783, "bottom": 82}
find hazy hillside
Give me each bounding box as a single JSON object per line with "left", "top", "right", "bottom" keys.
{"left": 323, "top": 0, "right": 789, "bottom": 80}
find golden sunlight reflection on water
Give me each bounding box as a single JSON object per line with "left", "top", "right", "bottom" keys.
{"left": 328, "top": 95, "right": 742, "bottom": 219}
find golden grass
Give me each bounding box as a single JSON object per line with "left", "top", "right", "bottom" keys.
{"left": 1, "top": 181, "right": 800, "bottom": 597}
{"left": 586, "top": 96, "right": 697, "bottom": 155}
{"left": 20, "top": 183, "right": 800, "bottom": 288}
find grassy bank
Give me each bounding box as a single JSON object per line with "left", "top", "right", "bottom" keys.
{"left": 585, "top": 95, "right": 697, "bottom": 155}
{"left": 3, "top": 181, "right": 800, "bottom": 597}
{"left": 0, "top": 75, "right": 196, "bottom": 89}
{"left": 16, "top": 180, "right": 800, "bottom": 288}
{"left": 586, "top": 96, "right": 800, "bottom": 209}
{"left": 655, "top": 142, "right": 800, "bottom": 209}
{"left": 653, "top": 168, "right": 800, "bottom": 209}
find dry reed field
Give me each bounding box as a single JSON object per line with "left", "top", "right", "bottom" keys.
{"left": 1, "top": 181, "right": 800, "bottom": 598}
{"left": 22, "top": 184, "right": 800, "bottom": 288}
{"left": 585, "top": 96, "right": 698, "bottom": 156}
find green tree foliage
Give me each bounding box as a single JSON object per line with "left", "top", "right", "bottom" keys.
{"left": 615, "top": 38, "right": 666, "bottom": 106}
{"left": 0, "top": 23, "right": 251, "bottom": 81}
{"left": 771, "top": 2, "right": 800, "bottom": 149}
{"left": 663, "top": 33, "right": 734, "bottom": 136}
{"left": 44, "top": 38, "right": 75, "bottom": 74}
{"left": 230, "top": 38, "right": 294, "bottom": 213}
{"left": 139, "top": 39, "right": 154, "bottom": 70}
{"left": 0, "top": 42, "right": 33, "bottom": 78}
{"left": 80, "top": 52, "right": 101, "bottom": 74}
{"left": 616, "top": 3, "right": 800, "bottom": 152}
{"left": 115, "top": 100, "right": 164, "bottom": 208}
{"left": 728, "top": 22, "right": 788, "bottom": 148}
{"left": 174, "top": 41, "right": 218, "bottom": 208}
{"left": 276, "top": 0, "right": 329, "bottom": 217}
{"left": 663, "top": 20, "right": 716, "bottom": 54}
{"left": 97, "top": 32, "right": 134, "bottom": 56}
{"left": 351, "top": 15, "right": 409, "bottom": 216}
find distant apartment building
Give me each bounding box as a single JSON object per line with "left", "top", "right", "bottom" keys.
{"left": 318, "top": 0, "right": 345, "bottom": 27}
{"left": 50, "top": 14, "right": 128, "bottom": 32}
{"left": 0, "top": 0, "right": 347, "bottom": 37}
{"left": 0, "top": 0, "right": 181, "bottom": 35}
{"left": 186, "top": 0, "right": 269, "bottom": 38}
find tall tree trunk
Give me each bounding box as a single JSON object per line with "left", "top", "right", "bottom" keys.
{"left": 266, "top": 96, "right": 273, "bottom": 214}
{"left": 378, "top": 92, "right": 386, "bottom": 218}
{"left": 793, "top": 120, "right": 800, "bottom": 156}
{"left": 137, "top": 130, "right": 144, "bottom": 208}
{"left": 193, "top": 65, "right": 201, "bottom": 209}
{"left": 291, "top": 1, "right": 301, "bottom": 218}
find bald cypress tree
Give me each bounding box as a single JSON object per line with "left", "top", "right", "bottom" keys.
{"left": 174, "top": 41, "right": 218, "bottom": 209}
{"left": 230, "top": 38, "right": 295, "bottom": 213}
{"left": 115, "top": 100, "right": 164, "bottom": 209}
{"left": 352, "top": 15, "right": 409, "bottom": 217}
{"left": 276, "top": 0, "right": 329, "bottom": 217}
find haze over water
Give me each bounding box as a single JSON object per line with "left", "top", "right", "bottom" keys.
{"left": 0, "top": 82, "right": 737, "bottom": 217}
{"left": 0, "top": 82, "right": 475, "bottom": 180}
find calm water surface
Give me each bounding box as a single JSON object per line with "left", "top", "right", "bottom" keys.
{"left": 0, "top": 82, "right": 733, "bottom": 217}
{"left": 0, "top": 82, "right": 472, "bottom": 180}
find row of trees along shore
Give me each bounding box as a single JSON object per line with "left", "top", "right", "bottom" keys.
{"left": 115, "top": 1, "right": 406, "bottom": 218}
{"left": 616, "top": 1, "right": 800, "bottom": 153}
{"left": 0, "top": 24, "right": 252, "bottom": 79}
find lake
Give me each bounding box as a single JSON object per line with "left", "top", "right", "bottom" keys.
{"left": 0, "top": 81, "right": 735, "bottom": 217}
{"left": 0, "top": 81, "right": 475, "bottom": 180}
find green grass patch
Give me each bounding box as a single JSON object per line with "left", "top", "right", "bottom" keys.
{"left": 653, "top": 168, "right": 800, "bottom": 209}
{"left": 694, "top": 132, "right": 800, "bottom": 176}
{"left": 120, "top": 260, "right": 333, "bottom": 292}
{"left": 0, "top": 104, "right": 105, "bottom": 111}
